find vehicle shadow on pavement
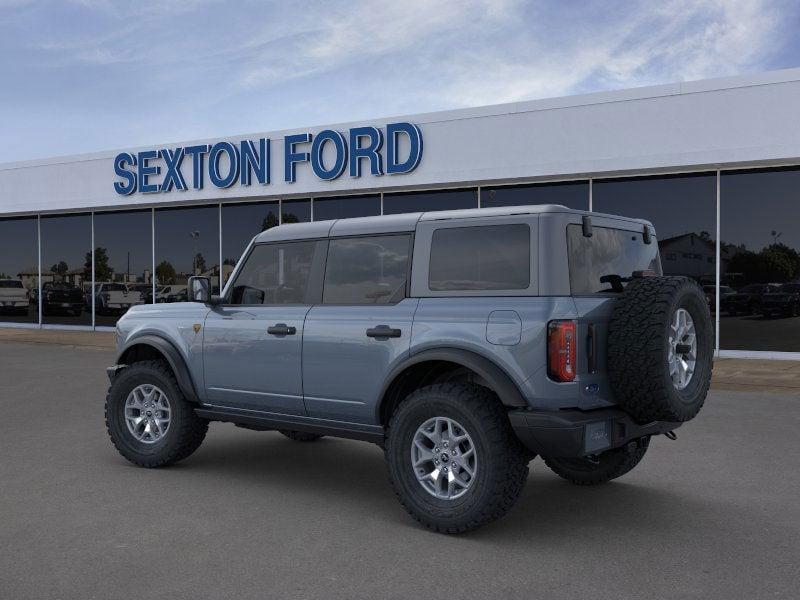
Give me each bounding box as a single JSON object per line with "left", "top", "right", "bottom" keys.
{"left": 105, "top": 425, "right": 795, "bottom": 551}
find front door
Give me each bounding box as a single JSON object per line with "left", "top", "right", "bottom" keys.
{"left": 202, "top": 239, "right": 324, "bottom": 415}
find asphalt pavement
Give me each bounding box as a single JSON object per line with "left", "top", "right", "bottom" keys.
{"left": 0, "top": 341, "right": 798, "bottom": 599}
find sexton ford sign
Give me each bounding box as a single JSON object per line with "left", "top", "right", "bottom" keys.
{"left": 112, "top": 122, "right": 423, "bottom": 195}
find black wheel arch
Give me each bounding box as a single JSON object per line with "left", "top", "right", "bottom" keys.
{"left": 116, "top": 334, "right": 200, "bottom": 403}
{"left": 377, "top": 347, "right": 527, "bottom": 425}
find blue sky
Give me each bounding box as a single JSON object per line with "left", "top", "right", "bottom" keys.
{"left": 1, "top": 0, "right": 798, "bottom": 163}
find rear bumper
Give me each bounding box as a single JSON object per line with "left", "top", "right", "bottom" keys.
{"left": 508, "top": 407, "right": 681, "bottom": 458}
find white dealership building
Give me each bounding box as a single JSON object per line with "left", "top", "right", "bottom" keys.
{"left": 1, "top": 68, "right": 800, "bottom": 358}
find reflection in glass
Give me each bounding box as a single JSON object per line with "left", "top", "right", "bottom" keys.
{"left": 282, "top": 199, "right": 311, "bottom": 224}
{"left": 383, "top": 189, "right": 478, "bottom": 215}
{"left": 323, "top": 235, "right": 410, "bottom": 304}
{"left": 720, "top": 168, "right": 800, "bottom": 352}
{"left": 221, "top": 201, "right": 279, "bottom": 284}
{"left": 313, "top": 195, "right": 381, "bottom": 221}
{"left": 567, "top": 225, "right": 661, "bottom": 294}
{"left": 155, "top": 205, "right": 219, "bottom": 302}
{"left": 481, "top": 181, "right": 589, "bottom": 210}
{"left": 93, "top": 210, "right": 153, "bottom": 327}
{"left": 39, "top": 214, "right": 92, "bottom": 325}
{"left": 0, "top": 217, "right": 38, "bottom": 324}
{"left": 230, "top": 241, "right": 316, "bottom": 304}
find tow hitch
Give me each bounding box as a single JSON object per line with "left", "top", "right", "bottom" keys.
{"left": 663, "top": 430, "right": 678, "bottom": 441}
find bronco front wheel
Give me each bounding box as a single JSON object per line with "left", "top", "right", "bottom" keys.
{"left": 105, "top": 360, "right": 208, "bottom": 468}
{"left": 385, "top": 383, "right": 529, "bottom": 534}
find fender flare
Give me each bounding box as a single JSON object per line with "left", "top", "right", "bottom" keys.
{"left": 378, "top": 347, "right": 527, "bottom": 419}
{"left": 116, "top": 334, "right": 200, "bottom": 403}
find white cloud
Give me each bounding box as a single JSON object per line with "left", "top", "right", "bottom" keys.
{"left": 430, "top": 0, "right": 786, "bottom": 106}
{"left": 0, "top": 0, "right": 794, "bottom": 160}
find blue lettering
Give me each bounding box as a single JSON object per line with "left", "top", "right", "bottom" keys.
{"left": 240, "top": 139, "right": 269, "bottom": 186}
{"left": 284, "top": 133, "right": 311, "bottom": 183}
{"left": 184, "top": 144, "right": 210, "bottom": 190}
{"left": 113, "top": 152, "right": 137, "bottom": 195}
{"left": 208, "top": 142, "right": 240, "bottom": 188}
{"left": 311, "top": 130, "right": 347, "bottom": 181}
{"left": 137, "top": 150, "right": 160, "bottom": 193}
{"left": 159, "top": 147, "right": 187, "bottom": 192}
{"left": 386, "top": 122, "right": 423, "bottom": 175}
{"left": 349, "top": 127, "right": 383, "bottom": 177}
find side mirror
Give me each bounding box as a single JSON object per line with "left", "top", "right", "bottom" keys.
{"left": 188, "top": 276, "right": 211, "bottom": 304}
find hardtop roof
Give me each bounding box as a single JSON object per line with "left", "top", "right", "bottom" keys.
{"left": 253, "top": 204, "right": 651, "bottom": 243}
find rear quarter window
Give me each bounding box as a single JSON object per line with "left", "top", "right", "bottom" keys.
{"left": 567, "top": 224, "right": 661, "bottom": 294}
{"left": 428, "top": 224, "right": 530, "bottom": 291}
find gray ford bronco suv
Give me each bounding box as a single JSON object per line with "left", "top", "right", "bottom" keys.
{"left": 105, "top": 205, "right": 713, "bottom": 533}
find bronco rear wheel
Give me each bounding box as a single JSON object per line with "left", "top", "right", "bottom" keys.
{"left": 608, "top": 276, "right": 713, "bottom": 423}
{"left": 543, "top": 436, "right": 650, "bottom": 485}
{"left": 385, "top": 383, "right": 529, "bottom": 534}
{"left": 105, "top": 360, "right": 208, "bottom": 468}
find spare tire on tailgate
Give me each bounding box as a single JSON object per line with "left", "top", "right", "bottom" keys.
{"left": 607, "top": 276, "right": 713, "bottom": 423}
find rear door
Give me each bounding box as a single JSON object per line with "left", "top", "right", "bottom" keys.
{"left": 302, "top": 234, "right": 416, "bottom": 424}
{"left": 202, "top": 240, "right": 325, "bottom": 415}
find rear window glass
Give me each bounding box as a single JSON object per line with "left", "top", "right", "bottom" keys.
{"left": 0, "top": 280, "right": 23, "bottom": 288}
{"left": 323, "top": 235, "right": 410, "bottom": 304}
{"left": 429, "top": 224, "right": 530, "bottom": 291}
{"left": 567, "top": 224, "right": 661, "bottom": 294}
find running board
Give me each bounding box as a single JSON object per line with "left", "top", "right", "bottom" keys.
{"left": 194, "top": 405, "right": 385, "bottom": 444}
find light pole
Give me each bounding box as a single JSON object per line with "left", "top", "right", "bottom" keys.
{"left": 190, "top": 231, "right": 200, "bottom": 274}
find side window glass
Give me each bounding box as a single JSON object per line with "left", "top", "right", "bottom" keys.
{"left": 230, "top": 241, "right": 316, "bottom": 305}
{"left": 429, "top": 224, "right": 530, "bottom": 291}
{"left": 323, "top": 235, "right": 410, "bottom": 304}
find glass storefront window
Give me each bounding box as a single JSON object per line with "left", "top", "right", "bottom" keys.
{"left": 594, "top": 173, "right": 717, "bottom": 284}
{"left": 40, "top": 213, "right": 92, "bottom": 325}
{"left": 0, "top": 217, "right": 39, "bottom": 324}
{"left": 593, "top": 173, "right": 717, "bottom": 345}
{"left": 313, "top": 195, "right": 381, "bottom": 221}
{"left": 383, "top": 189, "right": 478, "bottom": 215}
{"left": 155, "top": 205, "right": 220, "bottom": 301}
{"left": 481, "top": 181, "right": 589, "bottom": 210}
{"left": 92, "top": 210, "right": 153, "bottom": 327}
{"left": 221, "top": 201, "right": 279, "bottom": 284}
{"left": 282, "top": 199, "right": 311, "bottom": 224}
{"left": 720, "top": 168, "right": 800, "bottom": 352}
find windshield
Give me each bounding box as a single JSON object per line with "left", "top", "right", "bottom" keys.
{"left": 567, "top": 224, "right": 661, "bottom": 294}
{"left": 0, "top": 280, "right": 23, "bottom": 288}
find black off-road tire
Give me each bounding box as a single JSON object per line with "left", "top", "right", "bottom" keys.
{"left": 279, "top": 430, "right": 323, "bottom": 442}
{"left": 543, "top": 436, "right": 650, "bottom": 485}
{"left": 385, "top": 383, "right": 529, "bottom": 534}
{"left": 105, "top": 360, "right": 208, "bottom": 468}
{"left": 608, "top": 276, "right": 713, "bottom": 423}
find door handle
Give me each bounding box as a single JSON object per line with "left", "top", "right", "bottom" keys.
{"left": 267, "top": 323, "right": 296, "bottom": 336}
{"left": 366, "top": 325, "right": 402, "bottom": 339}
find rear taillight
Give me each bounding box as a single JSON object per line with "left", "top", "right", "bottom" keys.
{"left": 547, "top": 320, "right": 576, "bottom": 382}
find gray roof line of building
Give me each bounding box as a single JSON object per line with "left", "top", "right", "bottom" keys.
{"left": 3, "top": 67, "right": 800, "bottom": 171}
